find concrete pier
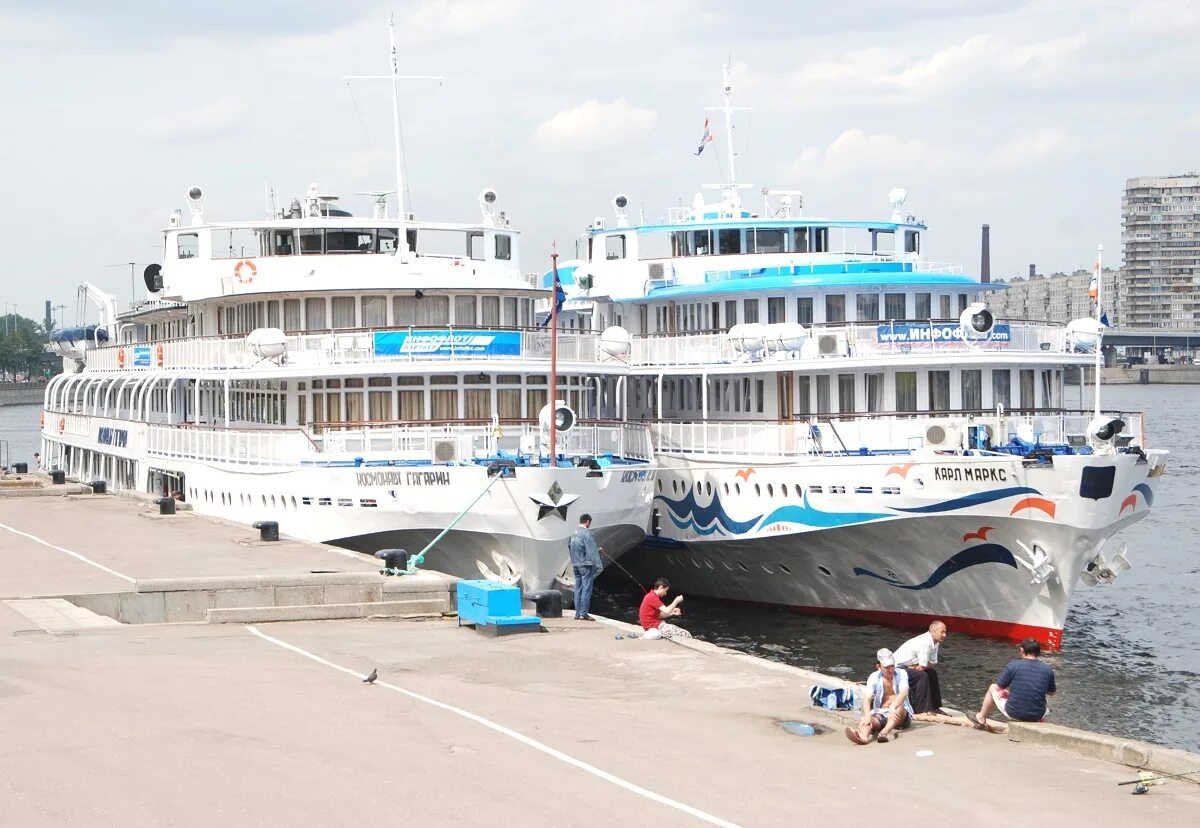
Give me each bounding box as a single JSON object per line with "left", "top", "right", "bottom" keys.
{"left": 1, "top": 490, "right": 1197, "bottom": 825}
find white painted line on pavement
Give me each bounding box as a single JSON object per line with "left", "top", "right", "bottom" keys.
{"left": 245, "top": 625, "right": 740, "bottom": 828}
{"left": 0, "top": 521, "right": 135, "bottom": 583}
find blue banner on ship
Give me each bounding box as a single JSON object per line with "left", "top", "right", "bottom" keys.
{"left": 132, "top": 346, "right": 152, "bottom": 366}
{"left": 875, "top": 323, "right": 1011, "bottom": 346}
{"left": 373, "top": 330, "right": 521, "bottom": 357}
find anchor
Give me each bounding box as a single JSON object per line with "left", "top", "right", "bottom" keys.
{"left": 1081, "top": 541, "right": 1131, "bottom": 586}
{"left": 475, "top": 550, "right": 521, "bottom": 586}
{"left": 1013, "top": 540, "right": 1056, "bottom": 586}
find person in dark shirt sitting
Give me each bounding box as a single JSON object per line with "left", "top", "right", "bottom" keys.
{"left": 970, "top": 637, "right": 1056, "bottom": 731}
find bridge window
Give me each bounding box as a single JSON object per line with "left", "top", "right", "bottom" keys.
{"left": 495, "top": 234, "right": 512, "bottom": 260}
{"left": 812, "top": 227, "right": 829, "bottom": 253}
{"left": 606, "top": 234, "right": 627, "bottom": 260}
{"left": 748, "top": 228, "right": 786, "bottom": 253}
{"left": 671, "top": 231, "right": 693, "bottom": 257}
{"left": 904, "top": 230, "right": 920, "bottom": 253}
{"left": 326, "top": 230, "right": 374, "bottom": 253}
{"left": 793, "top": 227, "right": 808, "bottom": 253}
{"left": 694, "top": 230, "right": 713, "bottom": 256}
{"left": 177, "top": 233, "right": 199, "bottom": 259}
{"left": 718, "top": 229, "right": 741, "bottom": 255}
{"left": 378, "top": 229, "right": 398, "bottom": 253}
{"left": 469, "top": 231, "right": 486, "bottom": 261}
{"left": 299, "top": 229, "right": 324, "bottom": 254}
{"left": 872, "top": 229, "right": 895, "bottom": 254}
{"left": 272, "top": 230, "right": 295, "bottom": 256}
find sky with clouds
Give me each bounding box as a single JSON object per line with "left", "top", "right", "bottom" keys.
{"left": 1, "top": 0, "right": 1197, "bottom": 324}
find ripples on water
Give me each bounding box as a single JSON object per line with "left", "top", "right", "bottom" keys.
{"left": 597, "top": 385, "right": 1200, "bottom": 752}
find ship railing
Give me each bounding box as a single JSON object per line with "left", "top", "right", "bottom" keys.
{"left": 629, "top": 321, "right": 1067, "bottom": 367}
{"left": 145, "top": 424, "right": 316, "bottom": 467}
{"left": 647, "top": 409, "right": 1147, "bottom": 458}
{"left": 311, "top": 419, "right": 655, "bottom": 462}
{"left": 81, "top": 327, "right": 603, "bottom": 372}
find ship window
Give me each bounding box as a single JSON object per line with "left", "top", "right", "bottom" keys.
{"left": 825, "top": 295, "right": 846, "bottom": 323}
{"left": 481, "top": 296, "right": 500, "bottom": 326}
{"left": 468, "top": 231, "right": 486, "bottom": 260}
{"left": 671, "top": 231, "right": 693, "bottom": 257}
{"left": 326, "top": 229, "right": 373, "bottom": 253}
{"left": 872, "top": 229, "right": 895, "bottom": 254}
{"left": 748, "top": 228, "right": 785, "bottom": 253}
{"left": 838, "top": 374, "right": 856, "bottom": 414}
{"left": 495, "top": 234, "right": 512, "bottom": 260}
{"left": 724, "top": 300, "right": 737, "bottom": 329}
{"left": 454, "top": 295, "right": 476, "bottom": 326}
{"left": 694, "top": 230, "right": 712, "bottom": 256}
{"left": 992, "top": 369, "right": 1012, "bottom": 409}
{"left": 767, "top": 297, "right": 786, "bottom": 324}
{"left": 884, "top": 293, "right": 906, "bottom": 320}
{"left": 792, "top": 227, "right": 808, "bottom": 253}
{"left": 915, "top": 292, "right": 932, "bottom": 319}
{"left": 939, "top": 294, "right": 951, "bottom": 319}
{"left": 866, "top": 373, "right": 884, "bottom": 413}
{"left": 606, "top": 234, "right": 627, "bottom": 260}
{"left": 856, "top": 293, "right": 880, "bottom": 322}
{"left": 958, "top": 294, "right": 969, "bottom": 315}
{"left": 377, "top": 228, "right": 398, "bottom": 253}
{"left": 812, "top": 227, "right": 829, "bottom": 252}
{"left": 743, "top": 298, "right": 759, "bottom": 324}
{"left": 331, "top": 296, "right": 356, "bottom": 329}
{"left": 304, "top": 297, "right": 326, "bottom": 330}
{"left": 502, "top": 297, "right": 517, "bottom": 327}
{"left": 299, "top": 229, "right": 324, "bottom": 254}
{"left": 895, "top": 371, "right": 917, "bottom": 412}
{"left": 796, "top": 297, "right": 813, "bottom": 325}
{"left": 904, "top": 230, "right": 920, "bottom": 253}
{"left": 177, "top": 233, "right": 199, "bottom": 259}
{"left": 929, "top": 371, "right": 950, "bottom": 411}
{"left": 272, "top": 230, "right": 295, "bottom": 256}
{"left": 961, "top": 369, "right": 983, "bottom": 410}
{"left": 362, "top": 295, "right": 386, "bottom": 328}
{"left": 718, "top": 229, "right": 741, "bottom": 255}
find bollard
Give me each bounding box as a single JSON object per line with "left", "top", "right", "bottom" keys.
{"left": 252, "top": 520, "right": 279, "bottom": 541}
{"left": 375, "top": 548, "right": 408, "bottom": 574}
{"left": 525, "top": 589, "right": 563, "bottom": 619}
{"left": 13, "top": 462, "right": 28, "bottom": 474}
{"left": 50, "top": 469, "right": 66, "bottom": 485}
{"left": 156, "top": 496, "right": 176, "bottom": 515}
{"left": 89, "top": 480, "right": 107, "bottom": 494}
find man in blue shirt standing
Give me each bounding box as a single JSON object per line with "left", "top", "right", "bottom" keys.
{"left": 970, "top": 638, "right": 1057, "bottom": 730}
{"left": 567, "top": 514, "right": 603, "bottom": 620}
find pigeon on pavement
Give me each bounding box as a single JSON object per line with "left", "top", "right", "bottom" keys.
{"left": 363, "top": 668, "right": 378, "bottom": 684}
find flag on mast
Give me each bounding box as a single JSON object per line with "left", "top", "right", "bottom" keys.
{"left": 694, "top": 117, "right": 713, "bottom": 155}
{"left": 538, "top": 268, "right": 566, "bottom": 328}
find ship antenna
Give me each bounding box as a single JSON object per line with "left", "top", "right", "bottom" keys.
{"left": 1094, "top": 244, "right": 1104, "bottom": 418}
{"left": 704, "top": 60, "right": 752, "bottom": 211}
{"left": 344, "top": 15, "right": 445, "bottom": 255}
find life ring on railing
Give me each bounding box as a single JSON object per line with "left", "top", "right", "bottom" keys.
{"left": 58, "top": 416, "right": 66, "bottom": 435}
{"left": 234, "top": 259, "right": 257, "bottom": 284}
{"left": 155, "top": 343, "right": 164, "bottom": 367}
{"left": 117, "top": 348, "right": 126, "bottom": 368}
{"left": 40, "top": 410, "right": 44, "bottom": 428}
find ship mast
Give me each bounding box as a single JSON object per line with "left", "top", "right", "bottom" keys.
{"left": 705, "top": 61, "right": 751, "bottom": 212}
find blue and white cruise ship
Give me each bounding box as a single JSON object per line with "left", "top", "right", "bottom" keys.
{"left": 544, "top": 67, "right": 1166, "bottom": 647}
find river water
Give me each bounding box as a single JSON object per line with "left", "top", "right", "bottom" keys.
{"left": 596, "top": 384, "right": 1200, "bottom": 752}
{"left": 4, "top": 391, "right": 1197, "bottom": 750}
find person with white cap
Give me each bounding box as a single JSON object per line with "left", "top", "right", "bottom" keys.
{"left": 845, "top": 648, "right": 913, "bottom": 745}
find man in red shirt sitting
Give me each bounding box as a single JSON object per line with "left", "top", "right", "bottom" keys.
{"left": 638, "top": 578, "right": 690, "bottom": 639}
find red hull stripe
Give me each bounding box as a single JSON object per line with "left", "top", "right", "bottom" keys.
{"left": 783, "top": 604, "right": 1063, "bottom": 650}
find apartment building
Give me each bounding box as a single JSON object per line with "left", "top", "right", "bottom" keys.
{"left": 1122, "top": 173, "right": 1200, "bottom": 329}
{"left": 989, "top": 267, "right": 1120, "bottom": 325}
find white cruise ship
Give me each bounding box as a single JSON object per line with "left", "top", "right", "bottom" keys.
{"left": 39, "top": 23, "right": 656, "bottom": 597}
{"left": 544, "top": 67, "right": 1167, "bottom": 647}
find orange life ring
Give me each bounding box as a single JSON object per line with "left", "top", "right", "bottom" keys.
{"left": 155, "top": 343, "right": 164, "bottom": 367}
{"left": 234, "top": 259, "right": 257, "bottom": 284}
{"left": 117, "top": 348, "right": 126, "bottom": 368}
{"left": 40, "top": 410, "right": 45, "bottom": 428}
{"left": 58, "top": 417, "right": 66, "bottom": 435}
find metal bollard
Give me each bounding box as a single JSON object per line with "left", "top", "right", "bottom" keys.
{"left": 50, "top": 470, "right": 66, "bottom": 485}
{"left": 90, "top": 480, "right": 107, "bottom": 494}
{"left": 156, "top": 496, "right": 176, "bottom": 515}
{"left": 525, "top": 589, "right": 563, "bottom": 618}
{"left": 252, "top": 520, "right": 279, "bottom": 541}
{"left": 375, "top": 548, "right": 408, "bottom": 574}
{"left": 13, "top": 462, "right": 28, "bottom": 474}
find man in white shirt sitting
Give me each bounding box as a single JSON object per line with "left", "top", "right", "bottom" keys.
{"left": 892, "top": 620, "right": 947, "bottom": 716}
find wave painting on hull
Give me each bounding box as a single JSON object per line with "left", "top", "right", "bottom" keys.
{"left": 889, "top": 487, "right": 1042, "bottom": 514}
{"left": 759, "top": 491, "right": 891, "bottom": 530}
{"left": 853, "top": 543, "right": 1018, "bottom": 590}
{"left": 655, "top": 489, "right": 762, "bottom": 536}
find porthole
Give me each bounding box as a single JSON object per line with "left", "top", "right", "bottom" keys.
{"left": 817, "top": 565, "right": 833, "bottom": 577}
{"left": 779, "top": 563, "right": 792, "bottom": 574}
{"left": 767, "top": 484, "right": 774, "bottom": 497}
{"left": 705, "top": 559, "right": 715, "bottom": 569}
{"left": 723, "top": 483, "right": 730, "bottom": 495}
{"left": 761, "top": 563, "right": 774, "bottom": 574}
{"left": 722, "top": 561, "right": 733, "bottom": 570}
{"left": 261, "top": 494, "right": 267, "bottom": 506}
{"left": 705, "top": 481, "right": 712, "bottom": 496}
{"left": 737, "top": 561, "right": 748, "bottom": 571}
{"left": 291, "top": 496, "right": 297, "bottom": 509}
{"left": 271, "top": 495, "right": 277, "bottom": 507}
{"left": 794, "top": 484, "right": 803, "bottom": 498}
{"left": 672, "top": 479, "right": 678, "bottom": 494}
{"left": 657, "top": 479, "right": 662, "bottom": 492}
{"left": 692, "top": 558, "right": 701, "bottom": 568}
{"left": 754, "top": 484, "right": 761, "bottom": 497}
{"left": 735, "top": 483, "right": 741, "bottom": 495}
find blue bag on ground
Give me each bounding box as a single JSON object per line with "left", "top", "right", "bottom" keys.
{"left": 810, "top": 685, "right": 858, "bottom": 711}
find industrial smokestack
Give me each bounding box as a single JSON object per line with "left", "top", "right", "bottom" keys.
{"left": 44, "top": 300, "right": 52, "bottom": 332}
{"left": 980, "top": 224, "right": 991, "bottom": 283}
{"left": 1029, "top": 264, "right": 1036, "bottom": 279}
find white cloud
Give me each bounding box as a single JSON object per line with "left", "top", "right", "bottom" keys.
{"left": 532, "top": 99, "right": 657, "bottom": 151}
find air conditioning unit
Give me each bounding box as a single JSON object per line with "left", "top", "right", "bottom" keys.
{"left": 431, "top": 439, "right": 459, "bottom": 464}
{"left": 816, "top": 333, "right": 849, "bottom": 357}
{"left": 924, "top": 423, "right": 962, "bottom": 449}
{"left": 648, "top": 262, "right": 665, "bottom": 280}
